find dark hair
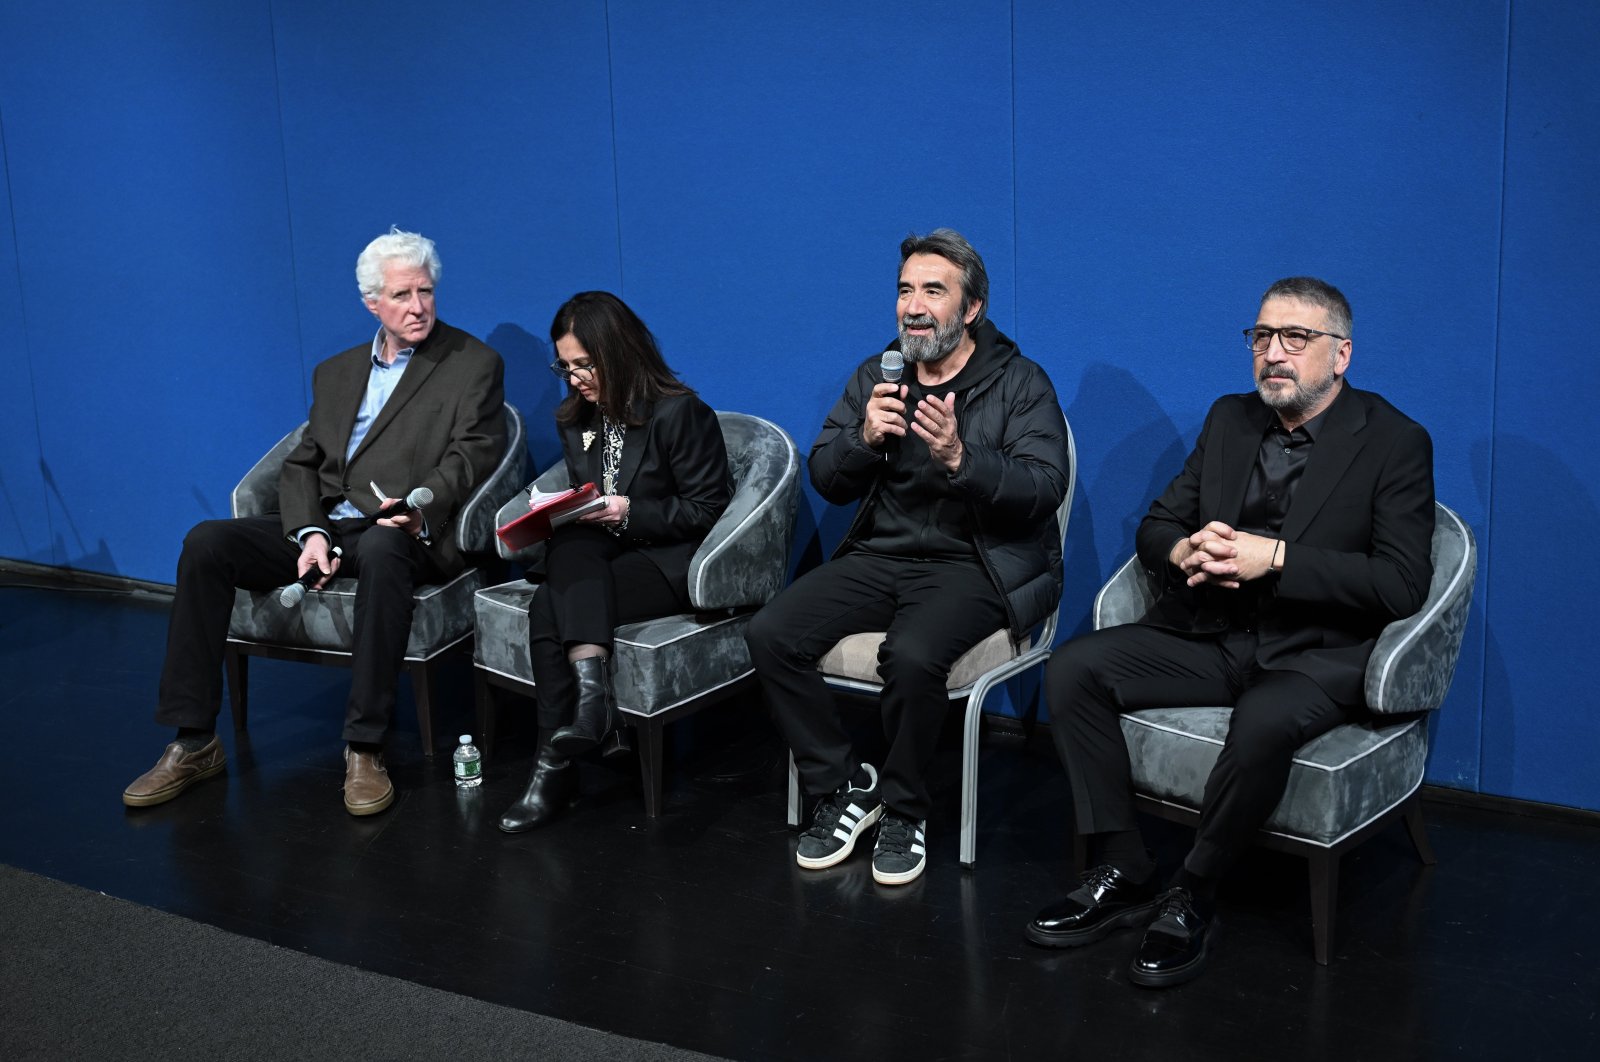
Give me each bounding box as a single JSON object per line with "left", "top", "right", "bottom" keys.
{"left": 550, "top": 291, "right": 690, "bottom": 427}
{"left": 899, "top": 228, "right": 989, "bottom": 332}
{"left": 1260, "top": 276, "right": 1353, "bottom": 338}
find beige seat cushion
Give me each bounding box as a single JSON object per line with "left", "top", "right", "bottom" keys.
{"left": 818, "top": 628, "right": 1027, "bottom": 690}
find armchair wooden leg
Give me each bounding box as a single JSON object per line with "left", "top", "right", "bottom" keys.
{"left": 474, "top": 670, "right": 497, "bottom": 759}
{"left": 1307, "top": 849, "right": 1339, "bottom": 965}
{"left": 225, "top": 646, "right": 248, "bottom": 731}
{"left": 639, "top": 718, "right": 666, "bottom": 818}
{"left": 408, "top": 661, "right": 436, "bottom": 757}
{"left": 1402, "top": 795, "right": 1437, "bottom": 865}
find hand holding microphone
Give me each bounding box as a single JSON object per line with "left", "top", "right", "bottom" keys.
{"left": 370, "top": 484, "right": 433, "bottom": 528}
{"left": 862, "top": 350, "right": 909, "bottom": 451}
{"left": 280, "top": 544, "right": 344, "bottom": 608}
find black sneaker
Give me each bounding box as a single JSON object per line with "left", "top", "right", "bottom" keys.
{"left": 796, "top": 764, "right": 883, "bottom": 870}
{"left": 872, "top": 810, "right": 927, "bottom": 885}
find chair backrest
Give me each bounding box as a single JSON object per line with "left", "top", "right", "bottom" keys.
{"left": 1092, "top": 501, "right": 1478, "bottom": 715}
{"left": 455, "top": 404, "right": 528, "bottom": 553}
{"left": 1035, "top": 417, "right": 1078, "bottom": 648}
{"left": 495, "top": 410, "right": 803, "bottom": 612}
{"left": 687, "top": 412, "right": 802, "bottom": 611}
{"left": 1364, "top": 502, "right": 1476, "bottom": 714}
{"left": 231, "top": 404, "right": 528, "bottom": 556}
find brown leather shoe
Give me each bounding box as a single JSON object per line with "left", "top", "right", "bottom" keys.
{"left": 343, "top": 746, "right": 395, "bottom": 816}
{"left": 123, "top": 736, "right": 226, "bottom": 807}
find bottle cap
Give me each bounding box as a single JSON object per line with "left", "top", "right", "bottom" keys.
{"left": 458, "top": 734, "right": 472, "bottom": 744}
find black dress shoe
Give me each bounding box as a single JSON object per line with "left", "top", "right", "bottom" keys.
{"left": 549, "top": 657, "right": 617, "bottom": 756}
{"left": 1024, "top": 865, "right": 1158, "bottom": 948}
{"left": 1129, "top": 886, "right": 1216, "bottom": 988}
{"left": 497, "top": 749, "right": 579, "bottom": 833}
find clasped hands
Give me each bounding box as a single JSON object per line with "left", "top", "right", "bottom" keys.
{"left": 1170, "top": 521, "right": 1281, "bottom": 589}
{"left": 862, "top": 382, "right": 964, "bottom": 473}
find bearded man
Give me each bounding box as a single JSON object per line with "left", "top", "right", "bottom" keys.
{"left": 746, "top": 229, "right": 1070, "bottom": 885}
{"left": 1025, "top": 277, "right": 1435, "bottom": 987}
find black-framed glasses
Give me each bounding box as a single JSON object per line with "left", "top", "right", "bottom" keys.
{"left": 549, "top": 361, "right": 596, "bottom": 382}
{"left": 1245, "top": 326, "right": 1347, "bottom": 354}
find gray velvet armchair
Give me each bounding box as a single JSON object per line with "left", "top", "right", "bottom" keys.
{"left": 473, "top": 411, "right": 802, "bottom": 816}
{"left": 1082, "top": 501, "right": 1477, "bottom": 963}
{"left": 785, "top": 418, "right": 1078, "bottom": 868}
{"left": 223, "top": 404, "right": 527, "bottom": 756}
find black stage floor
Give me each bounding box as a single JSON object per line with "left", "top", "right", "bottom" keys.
{"left": 2, "top": 582, "right": 1597, "bottom": 1060}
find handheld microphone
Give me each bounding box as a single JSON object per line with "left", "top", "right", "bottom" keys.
{"left": 279, "top": 545, "right": 344, "bottom": 608}
{"left": 373, "top": 486, "right": 433, "bottom": 522}
{"left": 880, "top": 350, "right": 904, "bottom": 385}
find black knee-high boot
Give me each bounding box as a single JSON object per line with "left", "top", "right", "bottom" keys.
{"left": 498, "top": 736, "right": 578, "bottom": 833}
{"left": 549, "top": 656, "right": 617, "bottom": 756}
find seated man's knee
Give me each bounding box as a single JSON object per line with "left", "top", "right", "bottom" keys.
{"left": 1223, "top": 710, "right": 1305, "bottom": 770}
{"left": 1045, "top": 638, "right": 1106, "bottom": 710}
{"left": 875, "top": 639, "right": 948, "bottom": 690}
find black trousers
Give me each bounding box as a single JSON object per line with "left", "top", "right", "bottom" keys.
{"left": 745, "top": 552, "right": 1008, "bottom": 822}
{"left": 154, "top": 515, "right": 445, "bottom": 744}
{"left": 527, "top": 526, "right": 689, "bottom": 730}
{"left": 1046, "top": 624, "right": 1360, "bottom": 879}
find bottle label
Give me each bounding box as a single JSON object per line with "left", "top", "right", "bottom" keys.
{"left": 454, "top": 760, "right": 481, "bottom": 779}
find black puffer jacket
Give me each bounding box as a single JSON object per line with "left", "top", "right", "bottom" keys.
{"left": 809, "top": 321, "right": 1072, "bottom": 635}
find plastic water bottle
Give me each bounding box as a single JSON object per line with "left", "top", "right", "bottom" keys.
{"left": 453, "top": 734, "right": 482, "bottom": 788}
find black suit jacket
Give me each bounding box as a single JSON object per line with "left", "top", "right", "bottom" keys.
{"left": 556, "top": 392, "right": 732, "bottom": 588}
{"left": 277, "top": 320, "right": 506, "bottom": 576}
{"left": 1134, "top": 384, "right": 1435, "bottom": 706}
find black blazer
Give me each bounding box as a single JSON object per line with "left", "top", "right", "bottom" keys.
{"left": 1134, "top": 384, "right": 1435, "bottom": 706}
{"left": 557, "top": 392, "right": 733, "bottom": 588}
{"left": 277, "top": 321, "right": 506, "bottom": 576}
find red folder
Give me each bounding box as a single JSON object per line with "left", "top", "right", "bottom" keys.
{"left": 495, "top": 482, "right": 606, "bottom": 550}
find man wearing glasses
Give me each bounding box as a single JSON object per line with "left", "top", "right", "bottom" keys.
{"left": 122, "top": 229, "right": 505, "bottom": 817}
{"left": 1026, "top": 277, "right": 1434, "bottom": 986}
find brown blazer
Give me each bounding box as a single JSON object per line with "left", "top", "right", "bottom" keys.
{"left": 277, "top": 320, "right": 506, "bottom": 575}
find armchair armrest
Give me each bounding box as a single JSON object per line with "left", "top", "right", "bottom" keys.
{"left": 1093, "top": 555, "right": 1155, "bottom": 631}
{"left": 1365, "top": 504, "right": 1477, "bottom": 715}
{"left": 456, "top": 404, "right": 528, "bottom": 555}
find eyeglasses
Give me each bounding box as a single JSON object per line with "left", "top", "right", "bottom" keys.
{"left": 1244, "top": 326, "right": 1347, "bottom": 354}
{"left": 549, "top": 361, "right": 596, "bottom": 382}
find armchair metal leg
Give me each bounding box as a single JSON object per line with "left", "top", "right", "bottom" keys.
{"left": 1307, "top": 849, "right": 1338, "bottom": 965}
{"left": 786, "top": 752, "right": 801, "bottom": 828}
{"left": 225, "top": 646, "right": 248, "bottom": 731}
{"left": 474, "top": 670, "right": 497, "bottom": 759}
{"left": 407, "top": 660, "right": 437, "bottom": 757}
{"left": 959, "top": 674, "right": 1000, "bottom": 868}
{"left": 639, "top": 718, "right": 665, "bottom": 818}
{"left": 1402, "top": 795, "right": 1437, "bottom": 865}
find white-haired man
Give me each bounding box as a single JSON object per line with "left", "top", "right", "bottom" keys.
{"left": 124, "top": 228, "right": 505, "bottom": 816}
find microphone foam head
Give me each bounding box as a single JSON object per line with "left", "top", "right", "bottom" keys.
{"left": 880, "top": 350, "right": 904, "bottom": 384}
{"left": 279, "top": 582, "right": 307, "bottom": 608}
{"left": 407, "top": 486, "right": 435, "bottom": 508}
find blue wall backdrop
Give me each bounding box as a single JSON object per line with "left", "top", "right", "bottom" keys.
{"left": 1, "top": 1, "right": 1594, "bottom": 812}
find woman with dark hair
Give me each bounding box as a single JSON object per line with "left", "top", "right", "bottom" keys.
{"left": 499, "top": 291, "right": 732, "bottom": 833}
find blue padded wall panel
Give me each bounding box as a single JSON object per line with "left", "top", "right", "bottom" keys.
{"left": 269, "top": 0, "right": 621, "bottom": 474}
{"left": 605, "top": 0, "right": 1017, "bottom": 489}
{"left": 0, "top": 123, "right": 50, "bottom": 566}
{"left": 1013, "top": 0, "right": 1505, "bottom": 788}
{"left": 1483, "top": 4, "right": 1600, "bottom": 810}
{"left": 0, "top": 2, "right": 302, "bottom": 581}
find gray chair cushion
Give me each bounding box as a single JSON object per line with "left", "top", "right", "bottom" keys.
{"left": 472, "top": 581, "right": 754, "bottom": 718}
{"left": 230, "top": 568, "right": 484, "bottom": 661}
{"left": 1121, "top": 707, "right": 1428, "bottom": 846}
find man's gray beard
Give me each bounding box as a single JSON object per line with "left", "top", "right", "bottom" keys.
{"left": 1256, "top": 365, "right": 1339, "bottom": 416}
{"left": 899, "top": 311, "right": 966, "bottom": 363}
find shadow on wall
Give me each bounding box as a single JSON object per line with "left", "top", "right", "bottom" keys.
{"left": 486, "top": 323, "right": 562, "bottom": 475}
{"left": 1468, "top": 433, "right": 1600, "bottom": 804}
{"left": 1059, "top": 364, "right": 1190, "bottom": 645}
